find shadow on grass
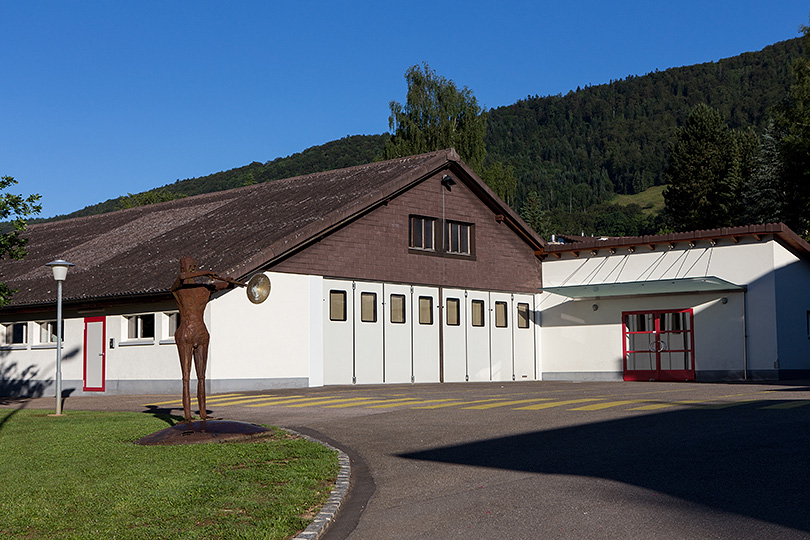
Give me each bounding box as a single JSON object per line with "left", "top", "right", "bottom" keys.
{"left": 400, "top": 400, "right": 810, "bottom": 533}
{"left": 143, "top": 405, "right": 187, "bottom": 427}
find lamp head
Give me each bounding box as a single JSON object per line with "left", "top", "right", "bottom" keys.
{"left": 46, "top": 259, "right": 74, "bottom": 282}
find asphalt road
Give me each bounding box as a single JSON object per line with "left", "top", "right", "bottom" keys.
{"left": 5, "top": 380, "right": 810, "bottom": 539}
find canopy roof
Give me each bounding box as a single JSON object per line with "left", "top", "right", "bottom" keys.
{"left": 541, "top": 276, "right": 746, "bottom": 299}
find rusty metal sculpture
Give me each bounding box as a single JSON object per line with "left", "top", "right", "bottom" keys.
{"left": 171, "top": 256, "right": 244, "bottom": 422}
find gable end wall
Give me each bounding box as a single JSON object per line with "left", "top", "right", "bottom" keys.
{"left": 272, "top": 171, "right": 541, "bottom": 293}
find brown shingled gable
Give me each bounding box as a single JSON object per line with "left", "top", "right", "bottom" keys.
{"left": 1, "top": 149, "right": 544, "bottom": 308}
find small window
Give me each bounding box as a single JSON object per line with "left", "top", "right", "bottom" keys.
{"left": 329, "top": 290, "right": 347, "bottom": 322}
{"left": 471, "top": 300, "right": 485, "bottom": 327}
{"left": 410, "top": 216, "right": 436, "bottom": 251}
{"left": 167, "top": 312, "right": 180, "bottom": 337}
{"left": 127, "top": 314, "right": 155, "bottom": 340}
{"left": 38, "top": 321, "right": 60, "bottom": 343}
{"left": 495, "top": 302, "right": 508, "bottom": 328}
{"left": 419, "top": 296, "right": 433, "bottom": 325}
{"left": 445, "top": 221, "right": 472, "bottom": 255}
{"left": 390, "top": 294, "right": 406, "bottom": 324}
{"left": 361, "top": 292, "right": 377, "bottom": 323}
{"left": 446, "top": 298, "right": 460, "bottom": 326}
{"left": 3, "top": 323, "right": 28, "bottom": 345}
{"left": 517, "top": 303, "right": 530, "bottom": 329}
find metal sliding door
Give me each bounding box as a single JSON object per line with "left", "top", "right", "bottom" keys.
{"left": 353, "top": 282, "right": 384, "bottom": 384}
{"left": 466, "top": 290, "right": 490, "bottom": 381}
{"left": 412, "top": 286, "right": 440, "bottom": 383}
{"left": 442, "top": 289, "right": 467, "bottom": 382}
{"left": 384, "top": 284, "right": 412, "bottom": 383}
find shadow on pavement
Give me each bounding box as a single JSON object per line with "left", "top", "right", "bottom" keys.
{"left": 400, "top": 400, "right": 810, "bottom": 533}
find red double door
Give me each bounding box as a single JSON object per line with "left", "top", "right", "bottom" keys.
{"left": 622, "top": 309, "right": 695, "bottom": 382}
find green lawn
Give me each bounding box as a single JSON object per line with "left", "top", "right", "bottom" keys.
{"left": 611, "top": 184, "right": 666, "bottom": 216}
{"left": 0, "top": 409, "right": 338, "bottom": 539}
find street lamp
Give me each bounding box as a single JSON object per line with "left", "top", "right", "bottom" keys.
{"left": 46, "top": 259, "right": 74, "bottom": 416}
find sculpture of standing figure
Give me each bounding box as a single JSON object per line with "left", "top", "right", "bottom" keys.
{"left": 171, "top": 256, "right": 236, "bottom": 421}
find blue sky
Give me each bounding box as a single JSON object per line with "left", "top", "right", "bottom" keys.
{"left": 2, "top": 1, "right": 808, "bottom": 218}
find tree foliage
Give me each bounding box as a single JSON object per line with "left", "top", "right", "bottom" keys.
{"left": 771, "top": 20, "right": 810, "bottom": 237}
{"left": 383, "top": 63, "right": 487, "bottom": 173}
{"left": 0, "top": 176, "right": 41, "bottom": 306}
{"left": 662, "top": 104, "right": 757, "bottom": 231}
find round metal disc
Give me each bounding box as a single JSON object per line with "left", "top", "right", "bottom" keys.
{"left": 246, "top": 273, "right": 271, "bottom": 304}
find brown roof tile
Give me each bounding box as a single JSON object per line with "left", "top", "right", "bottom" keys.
{"left": 1, "top": 149, "right": 544, "bottom": 308}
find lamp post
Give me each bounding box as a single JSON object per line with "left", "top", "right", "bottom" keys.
{"left": 46, "top": 259, "right": 74, "bottom": 416}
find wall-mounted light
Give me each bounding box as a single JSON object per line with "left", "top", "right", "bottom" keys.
{"left": 721, "top": 297, "right": 728, "bottom": 304}
{"left": 441, "top": 175, "right": 457, "bottom": 191}
{"left": 592, "top": 304, "right": 599, "bottom": 311}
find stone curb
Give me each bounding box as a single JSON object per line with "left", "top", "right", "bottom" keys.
{"left": 286, "top": 428, "right": 351, "bottom": 540}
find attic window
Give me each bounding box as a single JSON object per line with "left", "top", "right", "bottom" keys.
{"left": 410, "top": 216, "right": 436, "bottom": 251}
{"left": 445, "top": 221, "right": 472, "bottom": 255}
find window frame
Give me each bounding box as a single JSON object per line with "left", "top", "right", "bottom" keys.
{"left": 2, "top": 322, "right": 28, "bottom": 347}
{"left": 446, "top": 298, "right": 461, "bottom": 326}
{"left": 329, "top": 290, "right": 348, "bottom": 322}
{"left": 390, "top": 294, "right": 406, "bottom": 324}
{"left": 444, "top": 220, "right": 474, "bottom": 256}
{"left": 471, "top": 300, "right": 486, "bottom": 327}
{"left": 360, "top": 292, "right": 377, "bottom": 323}
{"left": 123, "top": 313, "right": 156, "bottom": 343}
{"left": 409, "top": 215, "right": 437, "bottom": 252}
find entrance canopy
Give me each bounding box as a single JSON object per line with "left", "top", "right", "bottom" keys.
{"left": 541, "top": 276, "right": 746, "bottom": 299}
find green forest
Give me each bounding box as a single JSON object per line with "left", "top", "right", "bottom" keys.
{"left": 35, "top": 36, "right": 806, "bottom": 238}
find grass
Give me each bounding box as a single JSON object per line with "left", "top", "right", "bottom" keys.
{"left": 0, "top": 409, "right": 339, "bottom": 540}
{"left": 610, "top": 184, "right": 666, "bottom": 216}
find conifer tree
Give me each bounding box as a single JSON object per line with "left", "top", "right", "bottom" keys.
{"left": 772, "top": 19, "right": 810, "bottom": 237}
{"left": 662, "top": 104, "right": 756, "bottom": 231}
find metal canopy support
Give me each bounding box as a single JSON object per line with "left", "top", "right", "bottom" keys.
{"left": 541, "top": 276, "right": 746, "bottom": 299}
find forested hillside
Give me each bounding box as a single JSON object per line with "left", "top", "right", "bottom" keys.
{"left": 486, "top": 37, "right": 802, "bottom": 214}
{"left": 40, "top": 37, "right": 803, "bottom": 235}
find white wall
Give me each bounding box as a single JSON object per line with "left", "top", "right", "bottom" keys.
{"left": 208, "top": 271, "right": 317, "bottom": 389}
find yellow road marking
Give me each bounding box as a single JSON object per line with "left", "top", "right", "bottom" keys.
{"left": 369, "top": 399, "right": 456, "bottom": 409}
{"left": 569, "top": 400, "right": 650, "bottom": 411}
{"left": 284, "top": 397, "right": 373, "bottom": 408}
{"left": 626, "top": 400, "right": 704, "bottom": 411}
{"left": 514, "top": 398, "right": 603, "bottom": 410}
{"left": 326, "top": 398, "right": 420, "bottom": 408}
{"left": 411, "top": 398, "right": 507, "bottom": 409}
{"left": 214, "top": 395, "right": 307, "bottom": 406}
{"left": 246, "top": 396, "right": 340, "bottom": 408}
{"left": 760, "top": 400, "right": 810, "bottom": 409}
{"left": 463, "top": 398, "right": 552, "bottom": 410}
{"left": 696, "top": 400, "right": 761, "bottom": 409}
{"left": 144, "top": 393, "right": 245, "bottom": 406}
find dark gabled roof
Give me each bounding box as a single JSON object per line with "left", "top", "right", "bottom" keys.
{"left": 540, "top": 223, "right": 810, "bottom": 260}
{"left": 1, "top": 149, "right": 544, "bottom": 309}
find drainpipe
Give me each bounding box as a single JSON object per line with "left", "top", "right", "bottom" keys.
{"left": 742, "top": 290, "right": 749, "bottom": 381}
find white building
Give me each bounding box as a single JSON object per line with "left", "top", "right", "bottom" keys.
{"left": 1, "top": 150, "right": 808, "bottom": 397}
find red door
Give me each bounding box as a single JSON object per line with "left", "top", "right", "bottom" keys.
{"left": 622, "top": 309, "right": 695, "bottom": 381}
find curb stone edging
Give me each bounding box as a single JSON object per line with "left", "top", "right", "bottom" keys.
{"left": 285, "top": 428, "right": 351, "bottom": 540}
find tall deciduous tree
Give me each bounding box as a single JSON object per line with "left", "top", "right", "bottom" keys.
{"left": 772, "top": 19, "right": 810, "bottom": 237}
{"left": 383, "top": 63, "right": 487, "bottom": 173}
{"left": 1, "top": 176, "right": 41, "bottom": 306}
{"left": 662, "top": 104, "right": 757, "bottom": 231}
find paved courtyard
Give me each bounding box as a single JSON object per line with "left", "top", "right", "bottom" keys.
{"left": 5, "top": 380, "right": 810, "bottom": 539}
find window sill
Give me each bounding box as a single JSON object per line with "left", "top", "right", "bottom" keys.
{"left": 159, "top": 339, "right": 176, "bottom": 345}
{"left": 119, "top": 339, "right": 155, "bottom": 347}
{"left": 32, "top": 344, "right": 58, "bottom": 350}
{"left": 0, "top": 344, "right": 28, "bottom": 350}
{"left": 408, "top": 248, "right": 476, "bottom": 261}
